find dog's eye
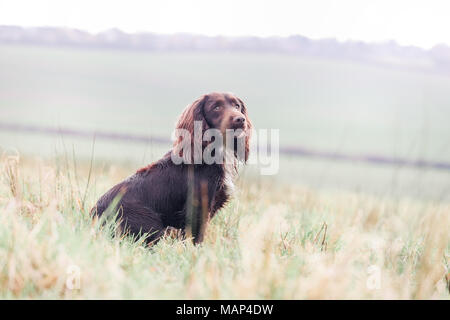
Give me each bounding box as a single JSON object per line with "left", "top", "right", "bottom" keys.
{"left": 235, "top": 104, "right": 240, "bottom": 109}
{"left": 214, "top": 106, "right": 221, "bottom": 111}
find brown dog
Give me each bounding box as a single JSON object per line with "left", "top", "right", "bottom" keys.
{"left": 91, "top": 92, "right": 252, "bottom": 244}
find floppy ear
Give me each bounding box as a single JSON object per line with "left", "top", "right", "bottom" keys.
{"left": 237, "top": 97, "right": 252, "bottom": 162}
{"left": 173, "top": 95, "right": 209, "bottom": 162}
{"left": 192, "top": 95, "right": 210, "bottom": 135}
{"left": 175, "top": 94, "right": 209, "bottom": 139}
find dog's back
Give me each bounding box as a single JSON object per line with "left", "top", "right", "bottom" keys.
{"left": 91, "top": 153, "right": 189, "bottom": 241}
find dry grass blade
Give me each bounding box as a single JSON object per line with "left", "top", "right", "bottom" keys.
{"left": 313, "top": 222, "right": 328, "bottom": 251}
{"left": 2, "top": 153, "right": 20, "bottom": 198}
{"left": 0, "top": 155, "right": 449, "bottom": 299}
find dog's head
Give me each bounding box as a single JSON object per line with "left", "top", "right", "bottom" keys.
{"left": 174, "top": 92, "right": 252, "bottom": 163}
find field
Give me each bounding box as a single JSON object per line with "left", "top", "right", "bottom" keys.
{"left": 1, "top": 44, "right": 450, "bottom": 157}
{"left": 0, "top": 154, "right": 449, "bottom": 299}
{"left": 0, "top": 44, "right": 449, "bottom": 299}
{"left": 1, "top": 44, "right": 450, "bottom": 200}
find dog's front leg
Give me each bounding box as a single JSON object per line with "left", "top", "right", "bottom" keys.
{"left": 186, "top": 171, "right": 216, "bottom": 244}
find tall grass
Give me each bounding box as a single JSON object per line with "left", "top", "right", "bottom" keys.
{"left": 0, "top": 154, "right": 449, "bottom": 299}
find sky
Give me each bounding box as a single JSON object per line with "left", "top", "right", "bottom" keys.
{"left": 0, "top": 0, "right": 449, "bottom": 49}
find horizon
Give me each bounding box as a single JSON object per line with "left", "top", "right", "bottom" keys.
{"left": 1, "top": 0, "right": 450, "bottom": 50}
{"left": 2, "top": 24, "right": 449, "bottom": 53}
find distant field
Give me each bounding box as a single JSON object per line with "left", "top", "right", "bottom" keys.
{"left": 1, "top": 44, "right": 450, "bottom": 156}
{"left": 0, "top": 44, "right": 450, "bottom": 199}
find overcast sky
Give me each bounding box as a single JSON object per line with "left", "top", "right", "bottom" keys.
{"left": 0, "top": 0, "right": 449, "bottom": 49}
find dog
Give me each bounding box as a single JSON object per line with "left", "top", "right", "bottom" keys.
{"left": 91, "top": 92, "right": 252, "bottom": 244}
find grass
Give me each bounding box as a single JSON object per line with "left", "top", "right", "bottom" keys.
{"left": 0, "top": 153, "right": 449, "bottom": 299}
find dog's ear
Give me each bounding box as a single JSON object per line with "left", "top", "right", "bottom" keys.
{"left": 237, "top": 97, "right": 252, "bottom": 162}
{"left": 192, "top": 95, "right": 210, "bottom": 134}
{"left": 173, "top": 95, "right": 209, "bottom": 163}
{"left": 175, "top": 94, "right": 209, "bottom": 134}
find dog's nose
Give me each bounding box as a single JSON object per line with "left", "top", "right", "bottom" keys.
{"left": 233, "top": 116, "right": 246, "bottom": 126}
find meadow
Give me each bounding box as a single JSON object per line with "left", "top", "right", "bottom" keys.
{"left": 0, "top": 44, "right": 449, "bottom": 299}
{"left": 1, "top": 44, "right": 450, "bottom": 200}
{"left": 0, "top": 153, "right": 448, "bottom": 299}
{"left": 1, "top": 44, "right": 450, "bottom": 159}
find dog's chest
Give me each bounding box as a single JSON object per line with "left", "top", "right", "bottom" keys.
{"left": 222, "top": 150, "right": 237, "bottom": 196}
{"left": 209, "top": 165, "right": 234, "bottom": 215}
{"left": 222, "top": 174, "right": 235, "bottom": 197}
{"left": 222, "top": 163, "right": 236, "bottom": 196}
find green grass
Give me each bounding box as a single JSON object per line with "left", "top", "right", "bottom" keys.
{"left": 0, "top": 154, "right": 448, "bottom": 299}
